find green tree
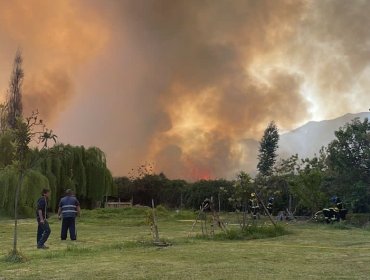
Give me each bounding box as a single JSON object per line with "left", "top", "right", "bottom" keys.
{"left": 83, "top": 146, "right": 114, "bottom": 207}
{"left": 30, "top": 144, "right": 114, "bottom": 210}
{"left": 183, "top": 179, "right": 233, "bottom": 210}
{"left": 11, "top": 113, "right": 50, "bottom": 258}
{"left": 115, "top": 176, "right": 133, "bottom": 201}
{"left": 271, "top": 154, "right": 300, "bottom": 211}
{"left": 327, "top": 118, "right": 369, "bottom": 183}
{"left": 0, "top": 103, "right": 8, "bottom": 133}
{"left": 228, "top": 172, "right": 253, "bottom": 210}
{"left": 272, "top": 151, "right": 329, "bottom": 216}
{"left": 290, "top": 168, "right": 326, "bottom": 215}
{"left": 228, "top": 172, "right": 254, "bottom": 228}
{"left": 0, "top": 130, "right": 15, "bottom": 168}
{"left": 326, "top": 117, "right": 370, "bottom": 212}
{"left": 0, "top": 51, "right": 57, "bottom": 259}
{"left": 274, "top": 154, "right": 317, "bottom": 177}
{"left": 159, "top": 178, "right": 188, "bottom": 208}
{"left": 257, "top": 121, "right": 279, "bottom": 177}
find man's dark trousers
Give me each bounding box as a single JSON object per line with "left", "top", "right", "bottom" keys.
{"left": 37, "top": 220, "right": 51, "bottom": 247}
{"left": 61, "top": 217, "right": 77, "bottom": 240}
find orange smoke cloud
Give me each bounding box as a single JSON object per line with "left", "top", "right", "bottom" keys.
{"left": 2, "top": 0, "right": 369, "bottom": 180}
{"left": 140, "top": 0, "right": 310, "bottom": 179}
{"left": 52, "top": 0, "right": 311, "bottom": 180}
{"left": 0, "top": 0, "right": 108, "bottom": 121}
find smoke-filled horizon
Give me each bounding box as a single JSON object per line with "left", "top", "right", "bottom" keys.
{"left": 1, "top": 0, "right": 369, "bottom": 180}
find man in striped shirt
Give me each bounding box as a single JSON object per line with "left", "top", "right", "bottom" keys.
{"left": 58, "top": 189, "right": 81, "bottom": 240}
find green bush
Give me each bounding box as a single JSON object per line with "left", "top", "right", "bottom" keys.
{"left": 155, "top": 204, "right": 168, "bottom": 214}
{"left": 211, "top": 224, "right": 289, "bottom": 240}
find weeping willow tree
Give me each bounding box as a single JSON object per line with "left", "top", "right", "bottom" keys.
{"left": 71, "top": 146, "right": 87, "bottom": 197}
{"left": 20, "top": 170, "right": 49, "bottom": 215}
{"left": 0, "top": 168, "right": 49, "bottom": 216}
{"left": 30, "top": 144, "right": 115, "bottom": 209}
{"left": 57, "top": 145, "right": 114, "bottom": 206}
{"left": 0, "top": 144, "right": 114, "bottom": 217}
{"left": 84, "top": 147, "right": 114, "bottom": 206}
{"left": 0, "top": 167, "right": 18, "bottom": 215}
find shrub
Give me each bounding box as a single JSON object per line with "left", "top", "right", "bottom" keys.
{"left": 4, "top": 249, "right": 27, "bottom": 263}
{"left": 213, "top": 224, "right": 289, "bottom": 240}
{"left": 155, "top": 204, "right": 168, "bottom": 214}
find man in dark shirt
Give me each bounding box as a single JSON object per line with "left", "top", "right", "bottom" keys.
{"left": 58, "top": 189, "right": 80, "bottom": 240}
{"left": 36, "top": 188, "right": 51, "bottom": 249}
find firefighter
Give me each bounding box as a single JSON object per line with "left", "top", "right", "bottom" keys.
{"left": 249, "top": 193, "right": 260, "bottom": 219}
{"left": 201, "top": 198, "right": 212, "bottom": 212}
{"left": 267, "top": 197, "right": 274, "bottom": 215}
{"left": 330, "top": 196, "right": 347, "bottom": 221}
{"left": 334, "top": 196, "right": 343, "bottom": 210}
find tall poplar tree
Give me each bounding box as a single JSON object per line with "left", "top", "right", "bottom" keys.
{"left": 7, "top": 49, "right": 24, "bottom": 129}
{"left": 257, "top": 121, "right": 279, "bottom": 177}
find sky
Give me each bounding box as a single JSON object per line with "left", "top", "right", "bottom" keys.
{"left": 0, "top": 0, "right": 369, "bottom": 180}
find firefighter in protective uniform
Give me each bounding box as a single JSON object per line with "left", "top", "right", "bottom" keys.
{"left": 201, "top": 198, "right": 212, "bottom": 212}
{"left": 267, "top": 197, "right": 274, "bottom": 215}
{"left": 331, "top": 196, "right": 347, "bottom": 221}
{"left": 249, "top": 193, "right": 260, "bottom": 219}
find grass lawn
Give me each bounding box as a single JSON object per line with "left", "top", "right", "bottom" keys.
{"left": 1, "top": 208, "right": 370, "bottom": 280}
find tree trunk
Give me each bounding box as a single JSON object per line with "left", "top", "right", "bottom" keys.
{"left": 151, "top": 199, "right": 160, "bottom": 242}
{"left": 13, "top": 171, "right": 25, "bottom": 253}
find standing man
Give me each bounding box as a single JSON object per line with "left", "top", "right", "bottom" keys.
{"left": 36, "top": 188, "right": 51, "bottom": 249}
{"left": 58, "top": 189, "right": 80, "bottom": 240}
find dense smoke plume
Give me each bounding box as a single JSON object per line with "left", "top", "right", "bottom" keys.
{"left": 1, "top": 0, "right": 369, "bottom": 180}
{"left": 0, "top": 0, "right": 107, "bottom": 120}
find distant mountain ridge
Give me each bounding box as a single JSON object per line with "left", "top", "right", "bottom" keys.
{"left": 278, "top": 111, "right": 370, "bottom": 160}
